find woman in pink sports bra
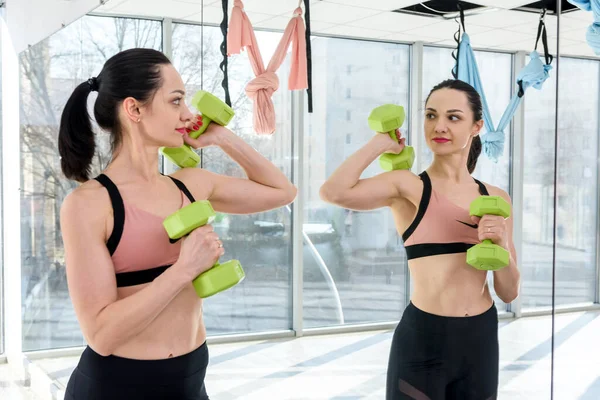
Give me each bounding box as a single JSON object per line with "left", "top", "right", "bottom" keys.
{"left": 58, "top": 48, "right": 297, "bottom": 400}
{"left": 320, "top": 79, "right": 520, "bottom": 400}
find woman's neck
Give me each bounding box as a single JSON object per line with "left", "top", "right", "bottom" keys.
{"left": 428, "top": 154, "right": 472, "bottom": 184}
{"left": 105, "top": 141, "right": 161, "bottom": 183}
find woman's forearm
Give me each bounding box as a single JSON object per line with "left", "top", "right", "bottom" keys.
{"left": 493, "top": 255, "right": 520, "bottom": 304}
{"left": 321, "top": 135, "right": 389, "bottom": 195}
{"left": 91, "top": 264, "right": 190, "bottom": 356}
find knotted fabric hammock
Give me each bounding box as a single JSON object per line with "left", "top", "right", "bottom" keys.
{"left": 227, "top": 0, "right": 309, "bottom": 134}
{"left": 453, "top": 7, "right": 553, "bottom": 161}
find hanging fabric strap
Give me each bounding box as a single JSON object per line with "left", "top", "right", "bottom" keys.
{"left": 455, "top": 6, "right": 553, "bottom": 162}
{"left": 567, "top": 0, "right": 600, "bottom": 55}
{"left": 451, "top": 3, "right": 466, "bottom": 79}
{"left": 516, "top": 8, "right": 552, "bottom": 97}
{"left": 304, "top": 0, "right": 313, "bottom": 113}
{"left": 219, "top": 0, "right": 231, "bottom": 106}
{"left": 534, "top": 8, "right": 553, "bottom": 69}
{"left": 227, "top": 0, "right": 308, "bottom": 134}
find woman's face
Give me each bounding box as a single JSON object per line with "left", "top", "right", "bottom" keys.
{"left": 138, "top": 64, "right": 195, "bottom": 148}
{"left": 423, "top": 88, "right": 482, "bottom": 156}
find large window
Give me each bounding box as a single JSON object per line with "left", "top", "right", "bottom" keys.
{"left": 0, "top": 27, "right": 3, "bottom": 355}
{"left": 522, "top": 57, "right": 599, "bottom": 309}
{"left": 556, "top": 58, "right": 599, "bottom": 306}
{"left": 303, "top": 37, "right": 410, "bottom": 328}
{"left": 422, "top": 46, "right": 513, "bottom": 310}
{"left": 522, "top": 58, "right": 600, "bottom": 308}
{"left": 172, "top": 24, "right": 293, "bottom": 334}
{"left": 518, "top": 59, "right": 560, "bottom": 310}
{"left": 520, "top": 59, "right": 556, "bottom": 311}
{"left": 19, "top": 16, "right": 162, "bottom": 351}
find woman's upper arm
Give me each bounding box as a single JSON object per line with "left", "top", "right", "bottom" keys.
{"left": 172, "top": 168, "right": 295, "bottom": 214}
{"left": 320, "top": 170, "right": 422, "bottom": 211}
{"left": 60, "top": 190, "right": 118, "bottom": 343}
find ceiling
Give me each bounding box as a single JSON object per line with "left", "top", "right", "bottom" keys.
{"left": 93, "top": 0, "right": 599, "bottom": 58}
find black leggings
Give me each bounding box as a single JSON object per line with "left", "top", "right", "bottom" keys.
{"left": 65, "top": 342, "right": 210, "bottom": 400}
{"left": 386, "top": 302, "right": 498, "bottom": 400}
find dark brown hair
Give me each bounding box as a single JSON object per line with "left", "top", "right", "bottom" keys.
{"left": 58, "top": 48, "right": 171, "bottom": 182}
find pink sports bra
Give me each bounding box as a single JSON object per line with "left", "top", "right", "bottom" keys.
{"left": 402, "top": 171, "right": 489, "bottom": 260}
{"left": 94, "top": 174, "right": 195, "bottom": 287}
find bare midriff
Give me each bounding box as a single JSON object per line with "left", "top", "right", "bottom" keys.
{"left": 112, "top": 283, "right": 205, "bottom": 360}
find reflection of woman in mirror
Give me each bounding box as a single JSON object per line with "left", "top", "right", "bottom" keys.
{"left": 320, "top": 79, "right": 520, "bottom": 399}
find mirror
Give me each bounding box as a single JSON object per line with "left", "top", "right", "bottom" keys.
{"left": 554, "top": 0, "right": 600, "bottom": 398}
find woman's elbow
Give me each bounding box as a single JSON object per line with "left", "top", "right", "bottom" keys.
{"left": 496, "top": 282, "right": 520, "bottom": 304}
{"left": 319, "top": 183, "right": 342, "bottom": 205}
{"left": 85, "top": 327, "right": 116, "bottom": 357}
{"left": 278, "top": 184, "right": 297, "bottom": 206}
{"left": 498, "top": 290, "right": 519, "bottom": 304}
{"left": 91, "top": 345, "right": 113, "bottom": 357}
{"left": 287, "top": 184, "right": 298, "bottom": 204}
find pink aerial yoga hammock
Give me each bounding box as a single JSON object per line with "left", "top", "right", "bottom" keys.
{"left": 227, "top": 0, "right": 308, "bottom": 134}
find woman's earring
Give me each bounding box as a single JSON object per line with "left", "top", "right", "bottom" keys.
{"left": 137, "top": 118, "right": 141, "bottom": 122}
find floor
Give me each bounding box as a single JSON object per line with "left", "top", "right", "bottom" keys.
{"left": 0, "top": 361, "right": 35, "bottom": 400}
{"left": 2, "top": 310, "right": 600, "bottom": 399}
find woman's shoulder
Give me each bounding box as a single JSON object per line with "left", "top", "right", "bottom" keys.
{"left": 169, "top": 167, "right": 217, "bottom": 199}
{"left": 385, "top": 169, "right": 425, "bottom": 208}
{"left": 60, "top": 178, "right": 112, "bottom": 226}
{"left": 477, "top": 180, "right": 511, "bottom": 203}
{"left": 387, "top": 169, "right": 424, "bottom": 186}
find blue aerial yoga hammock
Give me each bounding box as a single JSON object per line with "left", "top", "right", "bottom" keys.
{"left": 451, "top": 7, "right": 553, "bottom": 162}
{"left": 567, "top": 0, "right": 600, "bottom": 55}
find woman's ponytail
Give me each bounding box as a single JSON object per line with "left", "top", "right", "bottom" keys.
{"left": 57, "top": 49, "right": 171, "bottom": 183}
{"left": 467, "top": 134, "right": 482, "bottom": 174}
{"left": 58, "top": 80, "right": 96, "bottom": 183}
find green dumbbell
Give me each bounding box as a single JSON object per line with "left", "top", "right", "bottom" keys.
{"left": 163, "top": 200, "right": 245, "bottom": 298}
{"left": 467, "top": 196, "right": 511, "bottom": 271}
{"left": 160, "top": 90, "right": 235, "bottom": 169}
{"left": 368, "top": 104, "right": 415, "bottom": 171}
